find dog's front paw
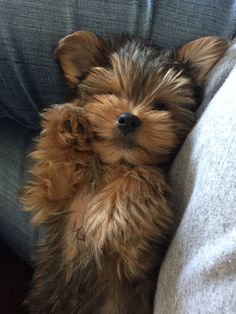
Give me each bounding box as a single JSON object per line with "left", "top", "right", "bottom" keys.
{"left": 41, "top": 103, "right": 92, "bottom": 151}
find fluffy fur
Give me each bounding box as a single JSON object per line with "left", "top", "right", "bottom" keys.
{"left": 21, "top": 31, "right": 228, "bottom": 314}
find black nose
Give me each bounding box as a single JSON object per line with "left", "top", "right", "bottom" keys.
{"left": 117, "top": 113, "right": 141, "bottom": 134}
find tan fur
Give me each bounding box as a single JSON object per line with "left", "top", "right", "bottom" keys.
{"left": 21, "top": 103, "right": 95, "bottom": 224}
{"left": 176, "top": 36, "right": 229, "bottom": 84}
{"left": 21, "top": 32, "right": 228, "bottom": 314}
{"left": 54, "top": 31, "right": 106, "bottom": 87}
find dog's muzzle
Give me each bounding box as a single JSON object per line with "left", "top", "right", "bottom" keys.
{"left": 117, "top": 113, "right": 141, "bottom": 134}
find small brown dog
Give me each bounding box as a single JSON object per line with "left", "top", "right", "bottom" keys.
{"left": 22, "top": 32, "right": 227, "bottom": 314}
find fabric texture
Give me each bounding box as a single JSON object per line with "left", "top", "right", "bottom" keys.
{"left": 0, "top": 118, "right": 38, "bottom": 263}
{"left": 154, "top": 41, "right": 236, "bottom": 314}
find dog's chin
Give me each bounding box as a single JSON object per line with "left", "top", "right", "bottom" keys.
{"left": 114, "top": 134, "right": 139, "bottom": 150}
{"left": 92, "top": 136, "right": 165, "bottom": 166}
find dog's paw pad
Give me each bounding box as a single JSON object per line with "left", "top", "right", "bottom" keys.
{"left": 64, "top": 120, "right": 73, "bottom": 133}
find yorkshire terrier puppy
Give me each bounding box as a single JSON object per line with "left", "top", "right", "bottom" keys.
{"left": 21, "top": 31, "right": 227, "bottom": 314}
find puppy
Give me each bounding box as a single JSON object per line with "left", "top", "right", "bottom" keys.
{"left": 21, "top": 32, "right": 228, "bottom": 314}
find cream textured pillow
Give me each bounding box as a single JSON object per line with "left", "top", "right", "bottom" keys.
{"left": 154, "top": 41, "right": 236, "bottom": 314}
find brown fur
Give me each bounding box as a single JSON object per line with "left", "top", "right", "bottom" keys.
{"left": 21, "top": 32, "right": 228, "bottom": 313}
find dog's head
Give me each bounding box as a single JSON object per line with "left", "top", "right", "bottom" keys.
{"left": 55, "top": 31, "right": 228, "bottom": 166}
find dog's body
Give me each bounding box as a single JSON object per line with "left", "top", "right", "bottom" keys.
{"left": 22, "top": 32, "right": 228, "bottom": 313}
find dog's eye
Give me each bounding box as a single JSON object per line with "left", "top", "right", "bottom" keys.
{"left": 77, "top": 71, "right": 90, "bottom": 81}
{"left": 152, "top": 102, "right": 168, "bottom": 111}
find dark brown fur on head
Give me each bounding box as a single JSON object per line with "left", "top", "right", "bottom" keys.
{"left": 22, "top": 31, "right": 228, "bottom": 314}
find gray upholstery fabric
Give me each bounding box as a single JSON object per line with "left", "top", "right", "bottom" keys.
{"left": 154, "top": 41, "right": 236, "bottom": 314}
{"left": 0, "top": 119, "right": 38, "bottom": 263}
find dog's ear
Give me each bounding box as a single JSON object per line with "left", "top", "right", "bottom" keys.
{"left": 54, "top": 31, "right": 107, "bottom": 87}
{"left": 176, "top": 36, "right": 229, "bottom": 85}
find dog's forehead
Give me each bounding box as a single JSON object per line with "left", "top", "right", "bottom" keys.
{"left": 113, "top": 40, "right": 174, "bottom": 71}
{"left": 79, "top": 39, "right": 193, "bottom": 106}
{"left": 106, "top": 42, "right": 190, "bottom": 104}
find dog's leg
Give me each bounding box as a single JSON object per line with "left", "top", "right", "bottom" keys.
{"left": 21, "top": 103, "right": 93, "bottom": 224}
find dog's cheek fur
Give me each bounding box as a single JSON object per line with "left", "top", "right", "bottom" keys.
{"left": 84, "top": 95, "right": 129, "bottom": 140}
